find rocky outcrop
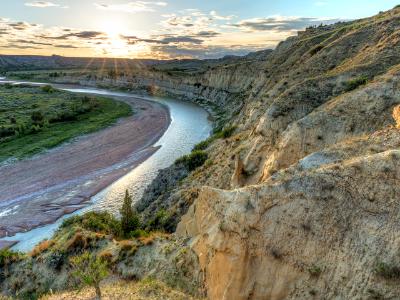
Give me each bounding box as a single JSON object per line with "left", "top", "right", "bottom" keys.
{"left": 172, "top": 7, "right": 400, "bottom": 299}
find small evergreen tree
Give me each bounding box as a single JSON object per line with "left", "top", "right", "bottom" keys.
{"left": 70, "top": 252, "right": 108, "bottom": 300}
{"left": 120, "top": 190, "right": 140, "bottom": 236}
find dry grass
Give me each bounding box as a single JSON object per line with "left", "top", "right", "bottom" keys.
{"left": 40, "top": 279, "right": 201, "bottom": 300}
{"left": 138, "top": 232, "right": 170, "bottom": 246}
{"left": 98, "top": 250, "right": 114, "bottom": 263}
{"left": 30, "top": 240, "right": 55, "bottom": 257}
{"left": 65, "top": 232, "right": 88, "bottom": 251}
{"left": 119, "top": 240, "right": 136, "bottom": 251}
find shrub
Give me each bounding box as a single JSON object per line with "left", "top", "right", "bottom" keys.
{"left": 375, "top": 261, "right": 400, "bottom": 280}
{"left": 308, "top": 264, "right": 322, "bottom": 277}
{"left": 0, "top": 249, "right": 20, "bottom": 267}
{"left": 176, "top": 150, "right": 208, "bottom": 171}
{"left": 344, "top": 76, "right": 368, "bottom": 92}
{"left": 129, "top": 229, "right": 149, "bottom": 238}
{"left": 70, "top": 251, "right": 109, "bottom": 300}
{"left": 215, "top": 126, "right": 237, "bottom": 139}
{"left": 41, "top": 85, "right": 54, "bottom": 93}
{"left": 193, "top": 138, "right": 214, "bottom": 151}
{"left": 60, "top": 215, "right": 82, "bottom": 228}
{"left": 31, "top": 111, "right": 45, "bottom": 126}
{"left": 310, "top": 44, "right": 324, "bottom": 56}
{"left": 80, "top": 211, "right": 122, "bottom": 237}
{"left": 147, "top": 209, "right": 169, "bottom": 231}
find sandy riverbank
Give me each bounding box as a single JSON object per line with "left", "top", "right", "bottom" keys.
{"left": 0, "top": 94, "right": 170, "bottom": 242}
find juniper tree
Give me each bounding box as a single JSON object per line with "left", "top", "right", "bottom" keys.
{"left": 120, "top": 190, "right": 140, "bottom": 236}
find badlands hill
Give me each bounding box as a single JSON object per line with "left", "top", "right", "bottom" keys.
{"left": 2, "top": 6, "right": 400, "bottom": 300}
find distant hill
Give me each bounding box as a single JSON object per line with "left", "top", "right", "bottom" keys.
{"left": 0, "top": 49, "right": 272, "bottom": 73}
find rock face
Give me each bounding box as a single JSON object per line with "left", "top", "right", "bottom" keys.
{"left": 173, "top": 7, "right": 400, "bottom": 299}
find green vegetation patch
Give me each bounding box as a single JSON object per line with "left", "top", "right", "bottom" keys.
{"left": 0, "top": 84, "right": 131, "bottom": 162}
{"left": 175, "top": 150, "right": 208, "bottom": 171}
{"left": 375, "top": 261, "right": 400, "bottom": 280}
{"left": 193, "top": 125, "right": 236, "bottom": 151}
{"left": 344, "top": 75, "right": 369, "bottom": 92}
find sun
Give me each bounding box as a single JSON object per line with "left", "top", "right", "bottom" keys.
{"left": 101, "top": 20, "right": 123, "bottom": 38}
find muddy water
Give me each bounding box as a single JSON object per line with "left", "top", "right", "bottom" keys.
{"left": 1, "top": 83, "right": 212, "bottom": 251}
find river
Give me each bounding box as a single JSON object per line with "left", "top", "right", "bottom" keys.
{"left": 0, "top": 82, "right": 212, "bottom": 251}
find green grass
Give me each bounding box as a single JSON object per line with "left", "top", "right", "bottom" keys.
{"left": 0, "top": 84, "right": 132, "bottom": 162}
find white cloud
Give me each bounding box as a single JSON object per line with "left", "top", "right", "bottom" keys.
{"left": 315, "top": 1, "right": 328, "bottom": 6}
{"left": 228, "top": 15, "right": 340, "bottom": 32}
{"left": 25, "top": 1, "right": 60, "bottom": 7}
{"left": 94, "top": 1, "right": 167, "bottom": 13}
{"left": 210, "top": 10, "right": 235, "bottom": 21}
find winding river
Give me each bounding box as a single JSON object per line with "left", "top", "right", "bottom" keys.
{"left": 1, "top": 83, "right": 212, "bottom": 252}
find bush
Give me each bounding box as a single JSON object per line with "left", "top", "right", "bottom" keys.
{"left": 176, "top": 150, "right": 208, "bottom": 171}
{"left": 310, "top": 44, "right": 324, "bottom": 56}
{"left": 215, "top": 126, "right": 237, "bottom": 139}
{"left": 0, "top": 249, "right": 20, "bottom": 267}
{"left": 344, "top": 76, "right": 368, "bottom": 92}
{"left": 60, "top": 215, "right": 82, "bottom": 228}
{"left": 193, "top": 138, "right": 214, "bottom": 151}
{"left": 129, "top": 229, "right": 149, "bottom": 238}
{"left": 375, "top": 261, "right": 400, "bottom": 280}
{"left": 31, "top": 111, "right": 45, "bottom": 126}
{"left": 308, "top": 264, "right": 322, "bottom": 277}
{"left": 41, "top": 85, "right": 54, "bottom": 93}
{"left": 61, "top": 212, "right": 122, "bottom": 237}
{"left": 81, "top": 212, "right": 121, "bottom": 236}
{"left": 70, "top": 251, "right": 109, "bottom": 299}
{"left": 146, "top": 209, "right": 169, "bottom": 231}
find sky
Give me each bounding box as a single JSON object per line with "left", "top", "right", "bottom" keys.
{"left": 0, "top": 0, "right": 398, "bottom": 59}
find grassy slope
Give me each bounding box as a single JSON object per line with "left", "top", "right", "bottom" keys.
{"left": 0, "top": 85, "right": 132, "bottom": 162}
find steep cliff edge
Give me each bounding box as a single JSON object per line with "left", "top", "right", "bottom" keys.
{"left": 172, "top": 7, "right": 400, "bottom": 299}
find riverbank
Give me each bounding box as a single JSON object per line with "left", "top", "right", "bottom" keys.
{"left": 0, "top": 93, "right": 170, "bottom": 242}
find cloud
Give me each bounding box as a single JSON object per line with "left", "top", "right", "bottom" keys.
{"left": 162, "top": 10, "right": 232, "bottom": 30}
{"left": 121, "top": 31, "right": 220, "bottom": 46}
{"left": 2, "top": 43, "right": 43, "bottom": 49}
{"left": 54, "top": 44, "right": 79, "bottom": 48}
{"left": 94, "top": 1, "right": 167, "bottom": 13}
{"left": 210, "top": 10, "right": 234, "bottom": 21}
{"left": 25, "top": 1, "right": 59, "bottom": 7}
{"left": 195, "top": 31, "right": 220, "bottom": 37}
{"left": 12, "top": 39, "right": 53, "bottom": 46}
{"left": 40, "top": 30, "right": 106, "bottom": 40}
{"left": 229, "top": 16, "right": 340, "bottom": 32}
{"left": 7, "top": 22, "right": 37, "bottom": 30}
{"left": 149, "top": 44, "right": 265, "bottom": 59}
{"left": 315, "top": 1, "right": 328, "bottom": 6}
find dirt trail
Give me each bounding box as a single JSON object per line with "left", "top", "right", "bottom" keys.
{"left": 0, "top": 95, "right": 170, "bottom": 239}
